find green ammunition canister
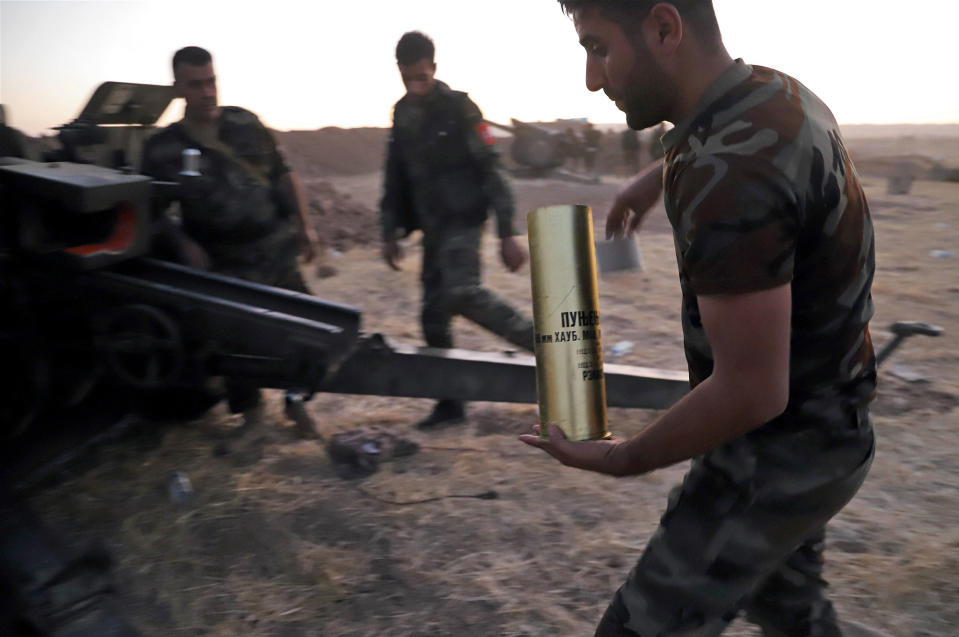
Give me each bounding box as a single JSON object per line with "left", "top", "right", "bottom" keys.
{"left": 527, "top": 204, "right": 609, "bottom": 441}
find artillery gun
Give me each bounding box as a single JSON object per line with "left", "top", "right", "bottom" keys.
{"left": 485, "top": 118, "right": 599, "bottom": 183}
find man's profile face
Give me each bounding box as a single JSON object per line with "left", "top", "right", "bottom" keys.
{"left": 574, "top": 7, "right": 673, "bottom": 130}
{"left": 174, "top": 61, "right": 218, "bottom": 122}
{"left": 399, "top": 58, "right": 436, "bottom": 99}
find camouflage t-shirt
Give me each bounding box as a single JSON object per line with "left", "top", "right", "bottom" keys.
{"left": 662, "top": 61, "right": 876, "bottom": 415}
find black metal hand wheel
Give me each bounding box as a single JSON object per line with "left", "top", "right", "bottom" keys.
{"left": 99, "top": 304, "right": 184, "bottom": 388}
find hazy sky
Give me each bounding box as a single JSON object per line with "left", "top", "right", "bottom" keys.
{"left": 2, "top": 0, "right": 957, "bottom": 136}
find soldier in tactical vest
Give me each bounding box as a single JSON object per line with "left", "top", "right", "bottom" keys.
{"left": 522, "top": 2, "right": 882, "bottom": 636}
{"left": 380, "top": 31, "right": 534, "bottom": 429}
{"left": 140, "top": 46, "right": 321, "bottom": 438}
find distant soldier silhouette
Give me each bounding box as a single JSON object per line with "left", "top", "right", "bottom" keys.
{"left": 563, "top": 126, "right": 586, "bottom": 171}
{"left": 583, "top": 120, "right": 602, "bottom": 173}
{"left": 619, "top": 127, "right": 641, "bottom": 175}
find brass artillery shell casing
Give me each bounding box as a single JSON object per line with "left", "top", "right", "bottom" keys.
{"left": 527, "top": 205, "right": 609, "bottom": 442}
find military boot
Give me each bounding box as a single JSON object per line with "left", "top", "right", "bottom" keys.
{"left": 238, "top": 401, "right": 266, "bottom": 435}
{"left": 284, "top": 392, "right": 321, "bottom": 439}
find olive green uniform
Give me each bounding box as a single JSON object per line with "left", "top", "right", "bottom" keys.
{"left": 141, "top": 106, "right": 307, "bottom": 291}
{"left": 380, "top": 80, "right": 532, "bottom": 351}
{"left": 141, "top": 106, "right": 308, "bottom": 412}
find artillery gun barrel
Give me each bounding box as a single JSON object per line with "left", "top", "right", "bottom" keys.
{"left": 320, "top": 340, "right": 689, "bottom": 410}
{"left": 77, "top": 259, "right": 690, "bottom": 408}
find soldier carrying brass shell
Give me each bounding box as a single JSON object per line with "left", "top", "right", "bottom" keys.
{"left": 520, "top": 2, "right": 879, "bottom": 636}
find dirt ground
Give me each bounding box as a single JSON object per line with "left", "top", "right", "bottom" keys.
{"left": 26, "top": 128, "right": 959, "bottom": 636}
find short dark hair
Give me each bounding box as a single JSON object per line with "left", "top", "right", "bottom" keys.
{"left": 557, "top": 0, "right": 721, "bottom": 48}
{"left": 172, "top": 46, "right": 213, "bottom": 77}
{"left": 395, "top": 31, "right": 435, "bottom": 66}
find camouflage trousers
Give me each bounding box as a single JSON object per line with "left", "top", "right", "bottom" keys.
{"left": 222, "top": 258, "right": 311, "bottom": 413}
{"left": 596, "top": 407, "right": 875, "bottom": 637}
{"left": 420, "top": 225, "right": 533, "bottom": 352}
{"left": 211, "top": 228, "right": 306, "bottom": 292}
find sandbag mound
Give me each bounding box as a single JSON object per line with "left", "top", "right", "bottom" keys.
{"left": 304, "top": 180, "right": 379, "bottom": 251}
{"left": 275, "top": 127, "right": 388, "bottom": 178}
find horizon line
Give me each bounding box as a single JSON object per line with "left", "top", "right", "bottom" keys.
{"left": 272, "top": 120, "right": 959, "bottom": 133}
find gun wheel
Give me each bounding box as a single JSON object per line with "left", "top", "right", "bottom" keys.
{"left": 100, "top": 304, "right": 184, "bottom": 389}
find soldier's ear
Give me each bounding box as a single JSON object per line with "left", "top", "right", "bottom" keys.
{"left": 646, "top": 3, "right": 682, "bottom": 55}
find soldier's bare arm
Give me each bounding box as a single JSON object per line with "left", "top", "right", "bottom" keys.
{"left": 151, "top": 215, "right": 211, "bottom": 269}
{"left": 605, "top": 158, "right": 664, "bottom": 239}
{"left": 521, "top": 283, "right": 791, "bottom": 476}
{"left": 176, "top": 233, "right": 212, "bottom": 270}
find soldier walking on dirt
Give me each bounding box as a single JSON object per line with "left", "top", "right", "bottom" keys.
{"left": 521, "top": 2, "right": 880, "bottom": 636}
{"left": 379, "top": 31, "right": 534, "bottom": 429}
{"left": 563, "top": 126, "right": 586, "bottom": 171}
{"left": 141, "top": 46, "right": 322, "bottom": 438}
{"left": 583, "top": 120, "right": 603, "bottom": 173}
{"left": 619, "top": 127, "right": 641, "bottom": 175}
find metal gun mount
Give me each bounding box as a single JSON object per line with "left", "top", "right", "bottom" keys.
{"left": 74, "top": 82, "right": 174, "bottom": 127}
{"left": 53, "top": 82, "right": 173, "bottom": 168}
{"left": 875, "top": 321, "right": 944, "bottom": 367}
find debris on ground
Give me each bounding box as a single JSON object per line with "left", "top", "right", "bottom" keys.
{"left": 326, "top": 426, "right": 420, "bottom": 479}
